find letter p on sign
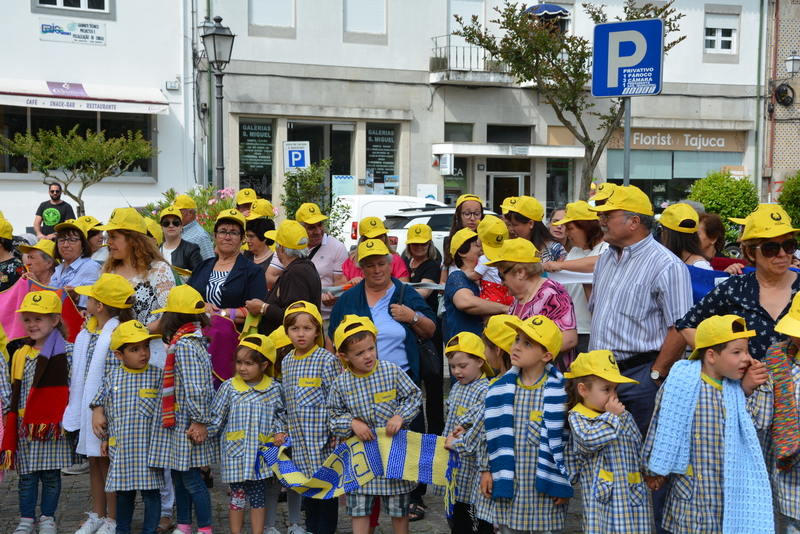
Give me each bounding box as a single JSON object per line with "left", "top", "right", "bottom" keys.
{"left": 592, "top": 19, "right": 664, "bottom": 98}
{"left": 607, "top": 31, "right": 647, "bottom": 88}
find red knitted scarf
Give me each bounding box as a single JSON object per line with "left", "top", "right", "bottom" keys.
{"left": 161, "top": 323, "right": 198, "bottom": 428}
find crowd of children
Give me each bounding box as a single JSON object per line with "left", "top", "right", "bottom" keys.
{"left": 4, "top": 257, "right": 800, "bottom": 534}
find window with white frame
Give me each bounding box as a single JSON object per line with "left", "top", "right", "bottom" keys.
{"left": 251, "top": 0, "right": 294, "bottom": 27}
{"left": 37, "top": 0, "right": 107, "bottom": 11}
{"left": 345, "top": 0, "right": 386, "bottom": 34}
{"left": 704, "top": 13, "right": 737, "bottom": 54}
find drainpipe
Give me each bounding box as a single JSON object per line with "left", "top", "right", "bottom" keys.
{"left": 207, "top": 0, "right": 213, "bottom": 186}
{"left": 769, "top": 0, "right": 780, "bottom": 196}
{"left": 754, "top": 0, "right": 765, "bottom": 194}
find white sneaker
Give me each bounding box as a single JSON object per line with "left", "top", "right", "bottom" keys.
{"left": 38, "top": 516, "right": 56, "bottom": 534}
{"left": 287, "top": 525, "right": 306, "bottom": 534}
{"left": 265, "top": 528, "right": 281, "bottom": 534}
{"left": 74, "top": 513, "right": 104, "bottom": 534}
{"left": 61, "top": 460, "right": 90, "bottom": 476}
{"left": 13, "top": 518, "right": 35, "bottom": 534}
{"left": 95, "top": 519, "right": 115, "bottom": 534}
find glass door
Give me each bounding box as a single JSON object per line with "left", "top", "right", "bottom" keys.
{"left": 489, "top": 174, "right": 523, "bottom": 214}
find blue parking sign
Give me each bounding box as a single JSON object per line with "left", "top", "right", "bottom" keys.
{"left": 288, "top": 150, "right": 306, "bottom": 168}
{"left": 592, "top": 19, "right": 664, "bottom": 98}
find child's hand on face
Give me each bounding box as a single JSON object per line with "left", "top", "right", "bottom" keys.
{"left": 384, "top": 414, "right": 404, "bottom": 437}
{"left": 273, "top": 432, "right": 287, "bottom": 447}
{"left": 605, "top": 396, "right": 625, "bottom": 416}
{"left": 351, "top": 419, "right": 375, "bottom": 442}
{"left": 644, "top": 474, "right": 667, "bottom": 491}
{"left": 742, "top": 358, "right": 768, "bottom": 397}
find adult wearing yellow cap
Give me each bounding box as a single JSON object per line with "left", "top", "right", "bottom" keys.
{"left": 0, "top": 218, "right": 24, "bottom": 292}
{"left": 187, "top": 210, "right": 267, "bottom": 324}
{"left": 678, "top": 204, "right": 800, "bottom": 363}
{"left": 99, "top": 208, "right": 176, "bottom": 327}
{"left": 50, "top": 218, "right": 103, "bottom": 309}
{"left": 172, "top": 194, "right": 215, "bottom": 259}
{"left": 234, "top": 188, "right": 257, "bottom": 217}
{"left": 19, "top": 240, "right": 57, "bottom": 287}
{"left": 340, "top": 215, "right": 409, "bottom": 286}
{"left": 659, "top": 203, "right": 712, "bottom": 270}
{"left": 242, "top": 203, "right": 276, "bottom": 274}
{"left": 158, "top": 206, "right": 203, "bottom": 274}
{"left": 505, "top": 195, "right": 567, "bottom": 263}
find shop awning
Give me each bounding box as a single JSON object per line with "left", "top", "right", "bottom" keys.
{"left": 0, "top": 79, "right": 170, "bottom": 115}
{"left": 432, "top": 142, "right": 584, "bottom": 158}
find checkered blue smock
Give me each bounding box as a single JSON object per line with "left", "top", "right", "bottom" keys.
{"left": 0, "top": 348, "right": 11, "bottom": 412}
{"left": 208, "top": 374, "right": 286, "bottom": 484}
{"left": 91, "top": 363, "right": 165, "bottom": 492}
{"left": 80, "top": 318, "right": 119, "bottom": 382}
{"left": 328, "top": 360, "right": 421, "bottom": 496}
{"left": 281, "top": 345, "right": 341, "bottom": 477}
{"left": 147, "top": 334, "right": 218, "bottom": 471}
{"left": 565, "top": 404, "right": 651, "bottom": 533}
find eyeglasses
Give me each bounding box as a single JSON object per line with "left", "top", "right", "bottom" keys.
{"left": 597, "top": 212, "right": 624, "bottom": 222}
{"left": 215, "top": 230, "right": 241, "bottom": 238}
{"left": 161, "top": 219, "right": 181, "bottom": 227}
{"left": 498, "top": 265, "right": 516, "bottom": 281}
{"left": 462, "top": 211, "right": 482, "bottom": 219}
{"left": 750, "top": 238, "right": 798, "bottom": 258}
{"left": 56, "top": 237, "right": 80, "bottom": 245}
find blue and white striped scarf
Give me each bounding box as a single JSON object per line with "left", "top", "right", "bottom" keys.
{"left": 484, "top": 363, "right": 573, "bottom": 500}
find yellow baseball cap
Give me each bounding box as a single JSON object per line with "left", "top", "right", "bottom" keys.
{"left": 359, "top": 217, "right": 388, "bottom": 239}
{"left": 265, "top": 220, "right": 310, "bottom": 250}
{"left": 19, "top": 239, "right": 57, "bottom": 260}
{"left": 564, "top": 350, "right": 639, "bottom": 384}
{"left": 333, "top": 315, "right": 378, "bottom": 352}
{"left": 75, "top": 273, "right": 135, "bottom": 308}
{"left": 484, "top": 315, "right": 523, "bottom": 353}
{"left": 551, "top": 201, "right": 598, "bottom": 225}
{"left": 95, "top": 208, "right": 148, "bottom": 235}
{"left": 592, "top": 182, "right": 617, "bottom": 202}
{"left": 0, "top": 219, "right": 11, "bottom": 241}
{"left": 284, "top": 301, "right": 324, "bottom": 347}
{"left": 450, "top": 228, "right": 478, "bottom": 256}
{"left": 216, "top": 209, "right": 246, "bottom": 229}
{"left": 173, "top": 194, "right": 197, "bottom": 210}
{"left": 144, "top": 217, "right": 164, "bottom": 245}
{"left": 267, "top": 325, "right": 293, "bottom": 350}
{"left": 357, "top": 238, "right": 390, "bottom": 262}
{"left": 776, "top": 292, "right": 800, "bottom": 337}
{"left": 729, "top": 204, "right": 773, "bottom": 226}
{"left": 510, "top": 315, "right": 563, "bottom": 356}
{"left": 54, "top": 219, "right": 88, "bottom": 238}
{"left": 16, "top": 291, "right": 62, "bottom": 314}
{"left": 110, "top": 320, "right": 161, "bottom": 351}
{"left": 499, "top": 197, "right": 519, "bottom": 215}
{"left": 589, "top": 185, "right": 654, "bottom": 216}
{"left": 445, "top": 332, "right": 494, "bottom": 377}
{"left": 456, "top": 194, "right": 483, "bottom": 208}
{"left": 295, "top": 203, "right": 328, "bottom": 225}
{"left": 688, "top": 314, "right": 756, "bottom": 360}
{"left": 477, "top": 215, "right": 508, "bottom": 262}
{"left": 239, "top": 334, "right": 277, "bottom": 365}
{"left": 741, "top": 206, "right": 799, "bottom": 241}
{"left": 485, "top": 238, "right": 541, "bottom": 265}
{"left": 405, "top": 224, "right": 432, "bottom": 245}
{"left": 151, "top": 285, "right": 206, "bottom": 315}
{"left": 76, "top": 215, "right": 102, "bottom": 232}
{"left": 245, "top": 199, "right": 276, "bottom": 221}
{"left": 159, "top": 206, "right": 182, "bottom": 222}
{"left": 660, "top": 203, "right": 700, "bottom": 234}
{"left": 235, "top": 188, "right": 257, "bottom": 206}
{"left": 508, "top": 196, "right": 544, "bottom": 222}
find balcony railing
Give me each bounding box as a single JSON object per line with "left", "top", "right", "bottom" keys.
{"left": 430, "top": 34, "right": 510, "bottom": 73}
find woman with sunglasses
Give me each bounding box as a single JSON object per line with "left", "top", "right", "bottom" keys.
{"left": 677, "top": 205, "right": 800, "bottom": 360}
{"left": 158, "top": 206, "right": 203, "bottom": 273}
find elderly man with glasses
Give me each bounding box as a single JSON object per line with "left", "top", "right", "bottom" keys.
{"left": 34, "top": 183, "right": 76, "bottom": 241}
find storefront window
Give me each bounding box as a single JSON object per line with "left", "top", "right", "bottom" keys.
{"left": 546, "top": 158, "right": 572, "bottom": 215}
{"left": 239, "top": 119, "right": 274, "bottom": 199}
{"left": 445, "top": 123, "right": 473, "bottom": 142}
{"left": 0, "top": 106, "right": 29, "bottom": 173}
{"left": 366, "top": 122, "right": 398, "bottom": 194}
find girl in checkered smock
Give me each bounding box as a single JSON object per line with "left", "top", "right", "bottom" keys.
{"left": 564, "top": 351, "right": 652, "bottom": 534}
{"left": 145, "top": 286, "right": 218, "bottom": 534}
{"left": 207, "top": 335, "right": 287, "bottom": 534}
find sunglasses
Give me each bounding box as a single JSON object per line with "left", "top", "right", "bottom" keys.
{"left": 498, "top": 265, "right": 516, "bottom": 281}
{"left": 750, "top": 238, "right": 798, "bottom": 258}
{"left": 161, "top": 219, "right": 181, "bottom": 227}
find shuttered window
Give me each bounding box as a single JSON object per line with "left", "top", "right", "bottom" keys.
{"left": 251, "top": 0, "right": 294, "bottom": 27}
{"left": 345, "top": 0, "right": 386, "bottom": 34}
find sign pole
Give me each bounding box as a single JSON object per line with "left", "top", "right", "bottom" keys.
{"left": 623, "top": 97, "right": 631, "bottom": 186}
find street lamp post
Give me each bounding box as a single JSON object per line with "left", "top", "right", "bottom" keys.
{"left": 201, "top": 16, "right": 236, "bottom": 189}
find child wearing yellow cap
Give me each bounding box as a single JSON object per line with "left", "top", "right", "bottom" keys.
{"left": 440, "top": 332, "right": 493, "bottom": 534}
{"left": 4, "top": 291, "right": 72, "bottom": 534}
{"left": 267, "top": 325, "right": 293, "bottom": 379}
{"left": 146, "top": 285, "right": 217, "bottom": 534}
{"left": 328, "top": 315, "right": 422, "bottom": 534}
{"left": 563, "top": 350, "right": 650, "bottom": 533}
{"left": 207, "top": 335, "right": 287, "bottom": 534}
{"left": 89, "top": 320, "right": 164, "bottom": 534}
{"left": 62, "top": 273, "right": 136, "bottom": 534}
{"left": 281, "top": 302, "right": 342, "bottom": 534}
{"left": 643, "top": 315, "right": 772, "bottom": 534}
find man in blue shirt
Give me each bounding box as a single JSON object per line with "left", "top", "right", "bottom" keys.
{"left": 173, "top": 194, "right": 215, "bottom": 259}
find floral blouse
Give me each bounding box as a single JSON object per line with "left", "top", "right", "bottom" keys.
{"left": 115, "top": 261, "right": 175, "bottom": 324}
{"left": 0, "top": 257, "right": 24, "bottom": 292}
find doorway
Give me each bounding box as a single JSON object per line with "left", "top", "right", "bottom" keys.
{"left": 488, "top": 174, "right": 528, "bottom": 214}
{"left": 286, "top": 120, "right": 355, "bottom": 191}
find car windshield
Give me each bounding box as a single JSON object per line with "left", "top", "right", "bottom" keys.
{"left": 383, "top": 216, "right": 416, "bottom": 229}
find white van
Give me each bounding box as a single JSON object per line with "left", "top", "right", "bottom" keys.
{"left": 337, "top": 195, "right": 446, "bottom": 251}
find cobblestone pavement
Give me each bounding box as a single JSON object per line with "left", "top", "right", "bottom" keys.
{"left": 0, "top": 467, "right": 586, "bottom": 533}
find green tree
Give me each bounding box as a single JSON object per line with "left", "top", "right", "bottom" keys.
{"left": 778, "top": 170, "right": 800, "bottom": 228}
{"left": 139, "top": 186, "right": 238, "bottom": 234}
{"left": 280, "top": 159, "right": 352, "bottom": 241}
{"left": 455, "top": 0, "right": 685, "bottom": 200}
{"left": 688, "top": 170, "right": 759, "bottom": 243}
{"left": 1, "top": 125, "right": 157, "bottom": 216}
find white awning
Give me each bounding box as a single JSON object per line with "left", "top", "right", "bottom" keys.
{"left": 0, "top": 79, "right": 170, "bottom": 115}
{"left": 432, "top": 142, "right": 584, "bottom": 158}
